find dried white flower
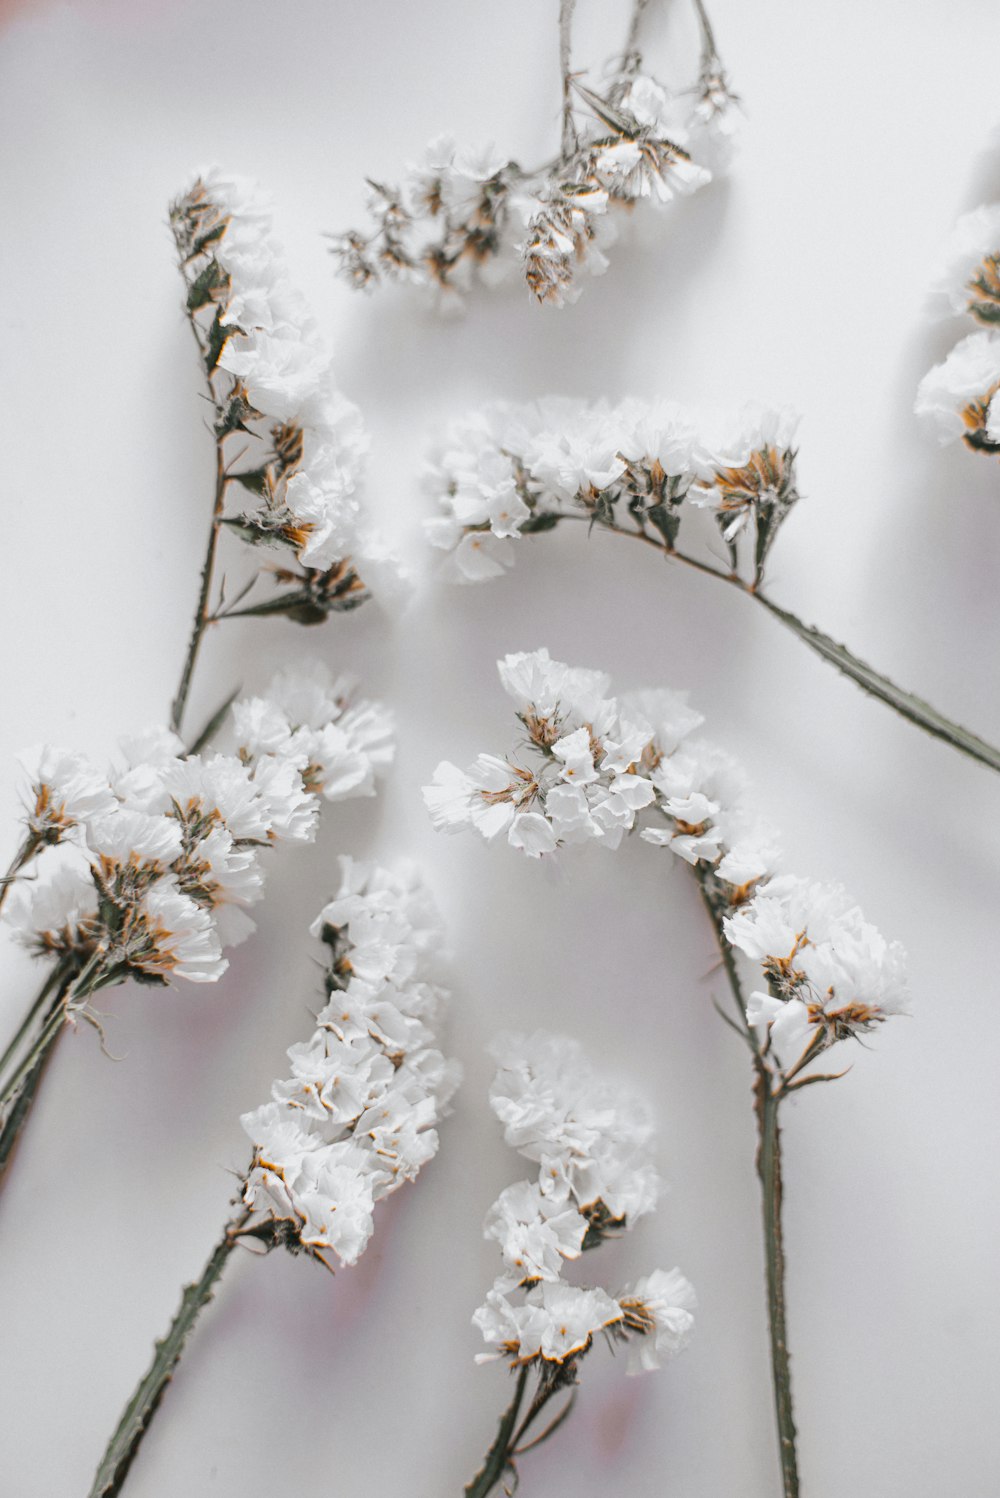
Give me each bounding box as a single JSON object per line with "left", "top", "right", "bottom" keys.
{"left": 931, "top": 202, "right": 1000, "bottom": 323}
{"left": 241, "top": 858, "right": 459, "bottom": 1268}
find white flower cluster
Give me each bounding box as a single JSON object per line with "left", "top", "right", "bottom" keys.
{"left": 240, "top": 858, "right": 459, "bottom": 1268}
{"left": 424, "top": 647, "right": 778, "bottom": 897}
{"left": 474, "top": 1031, "right": 695, "bottom": 1375}
{"left": 425, "top": 398, "right": 800, "bottom": 588}
{"left": 724, "top": 876, "right": 909, "bottom": 1069}
{"left": 918, "top": 200, "right": 1000, "bottom": 453}
{"left": 171, "top": 170, "right": 387, "bottom": 601}
{"left": 915, "top": 331, "right": 1000, "bottom": 451}
{"left": 331, "top": 61, "right": 737, "bottom": 308}
{"left": 4, "top": 662, "right": 392, "bottom": 992}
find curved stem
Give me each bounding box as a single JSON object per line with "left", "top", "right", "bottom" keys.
{"left": 88, "top": 1213, "right": 251, "bottom": 1498}
{"left": 465, "top": 1366, "right": 530, "bottom": 1498}
{"left": 754, "top": 1073, "right": 799, "bottom": 1498}
{"left": 622, "top": 0, "right": 653, "bottom": 67}
{"left": 0, "top": 959, "right": 67, "bottom": 1084}
{"left": 170, "top": 435, "right": 227, "bottom": 736}
{"left": 556, "top": 513, "right": 1000, "bottom": 774}
{"left": 690, "top": 0, "right": 719, "bottom": 65}
{"left": 751, "top": 592, "right": 1000, "bottom": 774}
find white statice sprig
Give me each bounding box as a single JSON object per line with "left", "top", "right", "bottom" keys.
{"left": 724, "top": 875, "right": 908, "bottom": 1075}
{"left": 240, "top": 857, "right": 459, "bottom": 1268}
{"left": 169, "top": 171, "right": 393, "bottom": 626}
{"left": 3, "top": 661, "right": 392, "bottom": 1014}
{"left": 86, "top": 859, "right": 456, "bottom": 1491}
{"left": 466, "top": 1031, "right": 693, "bottom": 1492}
{"left": 329, "top": 0, "right": 736, "bottom": 309}
{"left": 424, "top": 397, "right": 800, "bottom": 589}
{"left": 424, "top": 647, "right": 778, "bottom": 907}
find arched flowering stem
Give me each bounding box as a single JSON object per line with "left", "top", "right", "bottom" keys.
{"left": 466, "top": 1363, "right": 579, "bottom": 1498}
{"left": 533, "top": 514, "right": 1000, "bottom": 774}
{"left": 425, "top": 402, "right": 1000, "bottom": 775}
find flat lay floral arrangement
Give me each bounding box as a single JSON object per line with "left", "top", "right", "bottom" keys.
{"left": 1, "top": 1, "right": 998, "bottom": 1495}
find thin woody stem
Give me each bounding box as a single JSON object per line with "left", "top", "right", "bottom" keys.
{"left": 558, "top": 0, "right": 578, "bottom": 159}
{"left": 550, "top": 512, "right": 1000, "bottom": 775}
{"left": 465, "top": 1365, "right": 530, "bottom": 1498}
{"left": 690, "top": 0, "right": 719, "bottom": 64}
{"left": 622, "top": 0, "right": 653, "bottom": 68}
{"left": 0, "top": 831, "right": 42, "bottom": 917}
{"left": 88, "top": 1211, "right": 256, "bottom": 1498}
{"left": 755, "top": 1072, "right": 799, "bottom": 1497}
{"left": 693, "top": 867, "right": 800, "bottom": 1494}
{"left": 170, "top": 429, "right": 228, "bottom": 736}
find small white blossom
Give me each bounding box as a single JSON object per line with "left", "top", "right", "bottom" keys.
{"left": 931, "top": 202, "right": 1000, "bottom": 323}
{"left": 617, "top": 1267, "right": 698, "bottom": 1373}
{"left": 724, "top": 874, "right": 908, "bottom": 1067}
{"left": 915, "top": 330, "right": 1000, "bottom": 449}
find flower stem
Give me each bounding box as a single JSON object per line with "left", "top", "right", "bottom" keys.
{"left": 693, "top": 867, "right": 800, "bottom": 1495}
{"left": 170, "top": 434, "right": 227, "bottom": 736}
{"left": 622, "top": 0, "right": 652, "bottom": 68}
{"left": 0, "top": 963, "right": 75, "bottom": 1183}
{"left": 465, "top": 1366, "right": 530, "bottom": 1498}
{"left": 88, "top": 1213, "right": 250, "bottom": 1498}
{"left": 556, "top": 513, "right": 1000, "bottom": 774}
{"left": 754, "top": 1070, "right": 799, "bottom": 1498}
{"left": 0, "top": 831, "right": 42, "bottom": 917}
{"left": 558, "top": 0, "right": 578, "bottom": 159}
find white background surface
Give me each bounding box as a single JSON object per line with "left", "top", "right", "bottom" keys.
{"left": 1, "top": 1, "right": 999, "bottom": 1494}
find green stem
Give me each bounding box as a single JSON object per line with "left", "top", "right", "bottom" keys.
{"left": 0, "top": 1010, "right": 63, "bottom": 1182}
{"left": 558, "top": 0, "right": 578, "bottom": 159}
{"left": 465, "top": 1366, "right": 530, "bottom": 1498}
{"left": 755, "top": 1071, "right": 800, "bottom": 1498}
{"left": 752, "top": 592, "right": 1000, "bottom": 774}
{"left": 0, "top": 959, "right": 67, "bottom": 1084}
{"left": 557, "top": 513, "right": 1000, "bottom": 775}
{"left": 88, "top": 1214, "right": 249, "bottom": 1498}
{"left": 170, "top": 434, "right": 227, "bottom": 736}
{"left": 690, "top": 0, "right": 719, "bottom": 65}
{"left": 693, "top": 866, "right": 800, "bottom": 1494}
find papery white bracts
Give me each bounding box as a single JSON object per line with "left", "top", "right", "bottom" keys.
{"left": 473, "top": 1031, "right": 695, "bottom": 1374}
{"left": 424, "top": 398, "right": 800, "bottom": 586}
{"left": 5, "top": 663, "right": 393, "bottom": 991}
{"left": 240, "top": 858, "right": 459, "bottom": 1267}
{"left": 423, "top": 648, "right": 906, "bottom": 1071}
{"left": 171, "top": 171, "right": 392, "bottom": 592}
{"left": 331, "top": 54, "right": 738, "bottom": 309}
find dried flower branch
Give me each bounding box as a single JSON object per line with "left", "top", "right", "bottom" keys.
{"left": 0, "top": 665, "right": 393, "bottom": 1185}
{"left": 169, "top": 169, "right": 393, "bottom": 733}
{"left": 88, "top": 859, "right": 457, "bottom": 1497}
{"left": 329, "top": 0, "right": 737, "bottom": 308}
{"left": 424, "top": 647, "right": 910, "bottom": 1496}
{"left": 465, "top": 1031, "right": 694, "bottom": 1497}
{"left": 424, "top": 397, "right": 1000, "bottom": 774}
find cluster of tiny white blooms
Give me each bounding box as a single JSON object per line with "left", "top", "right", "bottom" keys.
{"left": 170, "top": 171, "right": 389, "bottom": 613}
{"left": 3, "top": 663, "right": 392, "bottom": 994}
{"left": 473, "top": 1031, "right": 695, "bottom": 1375}
{"left": 931, "top": 203, "right": 1000, "bottom": 323}
{"left": 915, "top": 330, "right": 1000, "bottom": 451}
{"left": 240, "top": 857, "right": 459, "bottom": 1269}
{"left": 723, "top": 875, "right": 909, "bottom": 1069}
{"left": 330, "top": 61, "right": 729, "bottom": 308}
{"left": 424, "top": 398, "right": 800, "bottom": 587}
{"left": 424, "top": 648, "right": 780, "bottom": 899}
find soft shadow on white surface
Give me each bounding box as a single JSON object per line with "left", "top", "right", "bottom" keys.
{"left": 1, "top": 1, "right": 999, "bottom": 1495}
